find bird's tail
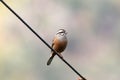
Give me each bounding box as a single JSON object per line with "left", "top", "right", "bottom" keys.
{"left": 47, "top": 54, "right": 55, "bottom": 66}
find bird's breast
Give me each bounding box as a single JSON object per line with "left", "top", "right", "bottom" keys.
{"left": 53, "top": 37, "right": 67, "bottom": 53}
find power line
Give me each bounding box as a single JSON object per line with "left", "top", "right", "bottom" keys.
{"left": 0, "top": 0, "right": 87, "bottom": 80}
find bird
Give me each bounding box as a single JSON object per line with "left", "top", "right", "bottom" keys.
{"left": 47, "top": 29, "right": 68, "bottom": 65}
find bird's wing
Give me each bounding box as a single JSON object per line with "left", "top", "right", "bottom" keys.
{"left": 51, "top": 37, "right": 55, "bottom": 52}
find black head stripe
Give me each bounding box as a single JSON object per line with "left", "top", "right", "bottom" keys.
{"left": 56, "top": 29, "right": 66, "bottom": 35}
{"left": 58, "top": 29, "right": 66, "bottom": 33}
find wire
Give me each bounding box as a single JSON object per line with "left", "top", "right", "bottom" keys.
{"left": 0, "top": 0, "right": 87, "bottom": 80}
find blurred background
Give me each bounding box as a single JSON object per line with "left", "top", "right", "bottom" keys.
{"left": 0, "top": 0, "right": 120, "bottom": 80}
